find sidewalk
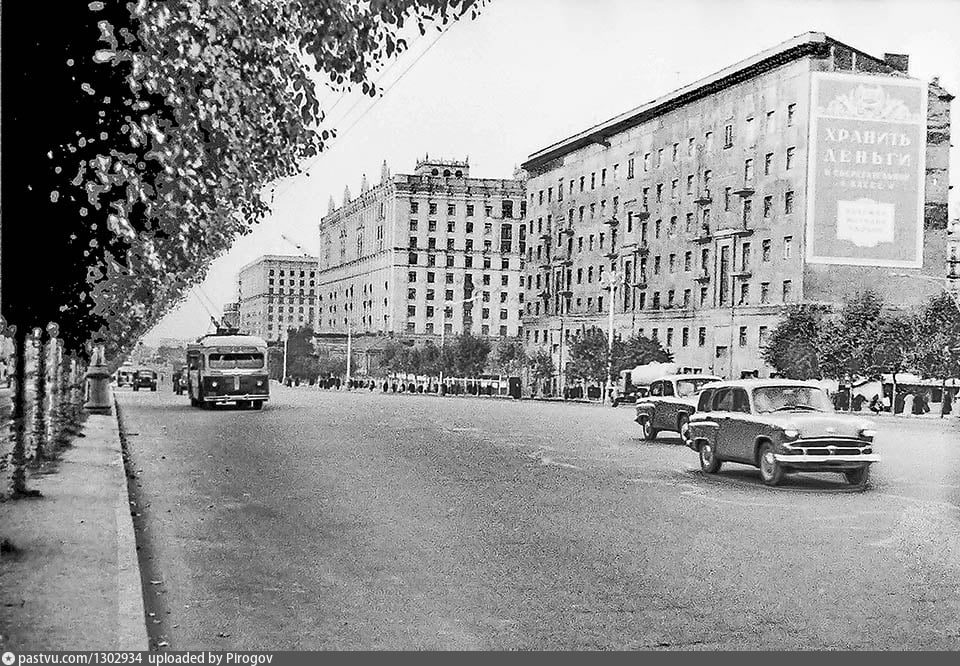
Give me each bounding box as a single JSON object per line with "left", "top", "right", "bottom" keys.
{"left": 0, "top": 408, "right": 147, "bottom": 651}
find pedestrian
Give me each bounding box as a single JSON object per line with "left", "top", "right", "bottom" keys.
{"left": 852, "top": 393, "right": 866, "bottom": 411}
{"left": 942, "top": 389, "right": 953, "bottom": 417}
{"left": 902, "top": 392, "right": 914, "bottom": 416}
{"left": 868, "top": 394, "right": 881, "bottom": 414}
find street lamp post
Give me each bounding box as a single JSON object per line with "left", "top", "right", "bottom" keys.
{"left": 601, "top": 271, "right": 618, "bottom": 405}
{"left": 281, "top": 330, "right": 288, "bottom": 385}
{"left": 440, "top": 295, "right": 476, "bottom": 389}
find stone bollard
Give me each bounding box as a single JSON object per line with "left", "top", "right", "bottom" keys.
{"left": 84, "top": 348, "right": 113, "bottom": 414}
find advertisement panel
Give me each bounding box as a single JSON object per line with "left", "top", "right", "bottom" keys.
{"left": 806, "top": 72, "right": 927, "bottom": 267}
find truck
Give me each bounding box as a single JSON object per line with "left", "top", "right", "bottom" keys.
{"left": 611, "top": 362, "right": 679, "bottom": 407}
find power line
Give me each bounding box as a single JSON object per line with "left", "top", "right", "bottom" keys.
{"left": 271, "top": 17, "right": 459, "bottom": 205}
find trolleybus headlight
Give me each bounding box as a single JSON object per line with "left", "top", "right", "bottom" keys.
{"left": 210, "top": 381, "right": 219, "bottom": 388}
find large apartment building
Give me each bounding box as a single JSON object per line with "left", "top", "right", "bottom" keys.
{"left": 520, "top": 31, "right": 952, "bottom": 389}
{"left": 317, "top": 158, "right": 527, "bottom": 338}
{"left": 236, "top": 255, "right": 319, "bottom": 342}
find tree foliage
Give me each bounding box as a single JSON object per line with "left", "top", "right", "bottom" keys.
{"left": 613, "top": 333, "right": 672, "bottom": 374}
{"left": 565, "top": 328, "right": 609, "bottom": 385}
{"left": 491, "top": 339, "right": 527, "bottom": 375}
{"left": 911, "top": 292, "right": 960, "bottom": 381}
{"left": 761, "top": 304, "right": 831, "bottom": 379}
{"left": 529, "top": 351, "right": 555, "bottom": 383}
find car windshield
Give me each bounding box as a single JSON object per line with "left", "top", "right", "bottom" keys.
{"left": 137, "top": 371, "right": 154, "bottom": 378}
{"left": 207, "top": 352, "right": 264, "bottom": 369}
{"left": 752, "top": 386, "right": 834, "bottom": 413}
{"left": 676, "top": 378, "right": 719, "bottom": 397}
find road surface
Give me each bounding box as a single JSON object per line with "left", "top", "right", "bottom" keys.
{"left": 118, "top": 385, "right": 960, "bottom": 650}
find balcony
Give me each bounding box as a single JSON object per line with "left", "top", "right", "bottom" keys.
{"left": 695, "top": 271, "right": 711, "bottom": 283}
{"left": 694, "top": 190, "right": 712, "bottom": 205}
{"left": 603, "top": 216, "right": 619, "bottom": 227}
{"left": 733, "top": 181, "right": 755, "bottom": 197}
{"left": 633, "top": 280, "right": 648, "bottom": 290}
{"left": 537, "top": 290, "right": 551, "bottom": 300}
{"left": 604, "top": 250, "right": 620, "bottom": 260}
{"left": 731, "top": 269, "right": 752, "bottom": 279}
{"left": 561, "top": 226, "right": 575, "bottom": 236}
{"left": 694, "top": 225, "right": 713, "bottom": 243}
{"left": 558, "top": 289, "right": 573, "bottom": 298}
{"left": 638, "top": 242, "right": 650, "bottom": 256}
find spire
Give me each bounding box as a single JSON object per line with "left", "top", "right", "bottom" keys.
{"left": 360, "top": 173, "right": 369, "bottom": 192}
{"left": 343, "top": 185, "right": 352, "bottom": 205}
{"left": 380, "top": 159, "right": 390, "bottom": 183}
{"left": 327, "top": 195, "right": 336, "bottom": 214}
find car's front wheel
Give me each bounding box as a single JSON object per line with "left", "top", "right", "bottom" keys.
{"left": 844, "top": 466, "right": 870, "bottom": 487}
{"left": 641, "top": 418, "right": 658, "bottom": 441}
{"left": 758, "top": 442, "right": 783, "bottom": 486}
{"left": 699, "top": 441, "right": 721, "bottom": 473}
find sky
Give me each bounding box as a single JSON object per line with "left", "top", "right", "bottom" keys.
{"left": 142, "top": 0, "right": 960, "bottom": 345}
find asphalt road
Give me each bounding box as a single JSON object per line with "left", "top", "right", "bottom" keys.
{"left": 119, "top": 384, "right": 960, "bottom": 650}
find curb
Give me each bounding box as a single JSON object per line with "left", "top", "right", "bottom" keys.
{"left": 108, "top": 398, "right": 150, "bottom": 650}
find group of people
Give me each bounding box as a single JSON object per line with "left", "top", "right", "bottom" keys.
{"left": 861, "top": 389, "right": 953, "bottom": 416}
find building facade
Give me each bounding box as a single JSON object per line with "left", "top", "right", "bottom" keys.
{"left": 520, "top": 31, "right": 952, "bottom": 388}
{"left": 236, "top": 255, "right": 319, "bottom": 342}
{"left": 317, "top": 158, "right": 527, "bottom": 339}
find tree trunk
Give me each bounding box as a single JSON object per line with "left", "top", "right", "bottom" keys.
{"left": 9, "top": 325, "right": 36, "bottom": 497}
{"left": 891, "top": 372, "right": 898, "bottom": 416}
{"left": 941, "top": 378, "right": 947, "bottom": 419}
{"left": 32, "top": 330, "right": 48, "bottom": 461}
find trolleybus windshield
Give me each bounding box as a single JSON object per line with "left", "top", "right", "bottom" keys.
{"left": 207, "top": 352, "right": 265, "bottom": 369}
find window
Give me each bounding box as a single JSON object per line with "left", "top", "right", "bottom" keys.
{"left": 672, "top": 143, "right": 679, "bottom": 161}
{"left": 601, "top": 168, "right": 607, "bottom": 186}
{"left": 762, "top": 239, "right": 771, "bottom": 262}
{"left": 628, "top": 158, "right": 635, "bottom": 178}
{"left": 653, "top": 292, "right": 660, "bottom": 308}
{"left": 447, "top": 203, "right": 456, "bottom": 216}
{"left": 783, "top": 279, "right": 793, "bottom": 302}
{"left": 723, "top": 123, "right": 733, "bottom": 148}
{"left": 684, "top": 251, "right": 692, "bottom": 272}
{"left": 786, "top": 146, "right": 796, "bottom": 170}
{"left": 705, "top": 131, "right": 713, "bottom": 151}
{"left": 760, "top": 282, "right": 770, "bottom": 303}
{"left": 427, "top": 271, "right": 435, "bottom": 283}
{"left": 685, "top": 212, "right": 694, "bottom": 233}
{"left": 724, "top": 187, "right": 731, "bottom": 212}
{"left": 409, "top": 220, "right": 418, "bottom": 232}
{"left": 410, "top": 201, "right": 419, "bottom": 213}
{"left": 759, "top": 326, "right": 769, "bottom": 346}
{"left": 407, "top": 288, "right": 416, "bottom": 300}
{"left": 407, "top": 305, "right": 416, "bottom": 317}
{"left": 429, "top": 202, "right": 437, "bottom": 215}
{"left": 783, "top": 236, "right": 793, "bottom": 259}
{"left": 671, "top": 179, "right": 678, "bottom": 199}
{"left": 698, "top": 327, "right": 707, "bottom": 346}
{"left": 590, "top": 172, "right": 596, "bottom": 189}
{"left": 654, "top": 255, "right": 661, "bottom": 275}
{"left": 742, "top": 242, "right": 751, "bottom": 270}
{"left": 408, "top": 271, "right": 417, "bottom": 282}
{"left": 739, "top": 282, "right": 749, "bottom": 305}
{"left": 744, "top": 159, "right": 754, "bottom": 184}
{"left": 465, "top": 203, "right": 475, "bottom": 217}
{"left": 667, "top": 290, "right": 675, "bottom": 307}
{"left": 745, "top": 116, "right": 755, "bottom": 145}
{"left": 408, "top": 252, "right": 418, "bottom": 264}
{"left": 742, "top": 198, "right": 752, "bottom": 225}
{"left": 687, "top": 175, "right": 694, "bottom": 195}
{"left": 657, "top": 149, "right": 663, "bottom": 168}
{"left": 738, "top": 326, "right": 748, "bottom": 347}
{"left": 683, "top": 289, "right": 691, "bottom": 308}
{"left": 501, "top": 275, "right": 509, "bottom": 287}
{"left": 656, "top": 184, "right": 663, "bottom": 203}
{"left": 785, "top": 191, "right": 794, "bottom": 215}
{"left": 787, "top": 103, "right": 796, "bottom": 126}
{"left": 764, "top": 152, "right": 773, "bottom": 175}
{"left": 766, "top": 110, "right": 775, "bottom": 134}
{"left": 667, "top": 327, "right": 674, "bottom": 347}
{"left": 688, "top": 137, "right": 695, "bottom": 157}
{"left": 763, "top": 196, "right": 773, "bottom": 218}
{"left": 446, "top": 255, "right": 455, "bottom": 267}
{"left": 669, "top": 253, "right": 676, "bottom": 273}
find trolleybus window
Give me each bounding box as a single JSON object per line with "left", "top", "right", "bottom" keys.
{"left": 207, "top": 353, "right": 265, "bottom": 369}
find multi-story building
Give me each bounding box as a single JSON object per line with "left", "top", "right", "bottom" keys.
{"left": 317, "top": 158, "right": 527, "bottom": 338}
{"left": 221, "top": 302, "right": 240, "bottom": 330}
{"left": 520, "top": 31, "right": 952, "bottom": 388}
{"left": 236, "top": 255, "right": 319, "bottom": 342}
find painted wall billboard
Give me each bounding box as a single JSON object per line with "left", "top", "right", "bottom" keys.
{"left": 806, "top": 72, "right": 927, "bottom": 267}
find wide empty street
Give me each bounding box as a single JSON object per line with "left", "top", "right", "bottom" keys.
{"left": 119, "top": 385, "right": 960, "bottom": 650}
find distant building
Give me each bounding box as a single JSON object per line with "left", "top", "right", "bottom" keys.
{"left": 237, "top": 255, "right": 319, "bottom": 342}
{"left": 317, "top": 158, "right": 527, "bottom": 339}
{"left": 520, "top": 31, "right": 952, "bottom": 389}
{"left": 222, "top": 302, "right": 240, "bottom": 330}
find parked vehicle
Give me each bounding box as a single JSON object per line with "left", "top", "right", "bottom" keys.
{"left": 686, "top": 379, "right": 880, "bottom": 487}
{"left": 115, "top": 365, "right": 136, "bottom": 387}
{"left": 634, "top": 374, "right": 723, "bottom": 440}
{"left": 186, "top": 334, "right": 269, "bottom": 409}
{"left": 132, "top": 369, "right": 158, "bottom": 391}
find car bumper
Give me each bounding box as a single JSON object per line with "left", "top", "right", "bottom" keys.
{"left": 774, "top": 453, "right": 880, "bottom": 469}
{"left": 202, "top": 394, "right": 269, "bottom": 403}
